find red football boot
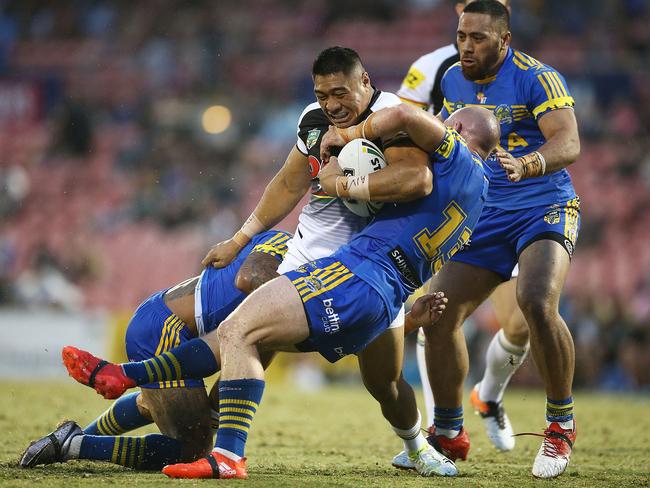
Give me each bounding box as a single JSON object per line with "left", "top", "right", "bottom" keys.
{"left": 61, "top": 346, "right": 135, "bottom": 399}
{"left": 426, "top": 426, "right": 470, "bottom": 461}
{"left": 162, "top": 451, "right": 248, "bottom": 479}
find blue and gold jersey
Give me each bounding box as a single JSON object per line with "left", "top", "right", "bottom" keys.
{"left": 335, "top": 128, "right": 489, "bottom": 318}
{"left": 440, "top": 48, "right": 576, "bottom": 210}
{"left": 196, "top": 230, "right": 291, "bottom": 335}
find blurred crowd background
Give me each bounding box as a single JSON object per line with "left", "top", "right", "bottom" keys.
{"left": 0, "top": 0, "right": 649, "bottom": 391}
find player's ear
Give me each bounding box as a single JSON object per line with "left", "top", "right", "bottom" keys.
{"left": 361, "top": 71, "right": 370, "bottom": 87}
{"left": 500, "top": 31, "right": 512, "bottom": 52}
{"left": 453, "top": 120, "right": 463, "bottom": 133}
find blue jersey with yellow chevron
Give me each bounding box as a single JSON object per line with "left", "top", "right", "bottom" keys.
{"left": 440, "top": 48, "right": 576, "bottom": 210}
{"left": 284, "top": 128, "right": 488, "bottom": 363}
{"left": 196, "top": 230, "right": 291, "bottom": 335}
{"left": 340, "top": 127, "right": 489, "bottom": 317}
{"left": 125, "top": 229, "right": 291, "bottom": 387}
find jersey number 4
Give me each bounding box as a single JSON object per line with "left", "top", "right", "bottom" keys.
{"left": 414, "top": 201, "right": 473, "bottom": 273}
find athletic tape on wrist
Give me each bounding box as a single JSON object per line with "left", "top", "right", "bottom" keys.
{"left": 337, "top": 175, "right": 370, "bottom": 200}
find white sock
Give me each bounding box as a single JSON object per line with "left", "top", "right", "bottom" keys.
{"left": 435, "top": 427, "right": 460, "bottom": 439}
{"left": 391, "top": 410, "right": 427, "bottom": 455}
{"left": 62, "top": 434, "right": 83, "bottom": 460}
{"left": 416, "top": 329, "right": 435, "bottom": 427}
{"left": 213, "top": 447, "right": 241, "bottom": 462}
{"left": 479, "top": 329, "right": 529, "bottom": 403}
{"left": 556, "top": 419, "right": 575, "bottom": 430}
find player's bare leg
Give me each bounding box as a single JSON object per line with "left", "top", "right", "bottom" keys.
{"left": 517, "top": 240, "right": 576, "bottom": 478}
{"left": 140, "top": 387, "right": 213, "bottom": 461}
{"left": 360, "top": 327, "right": 457, "bottom": 476}
{"left": 162, "top": 276, "right": 308, "bottom": 479}
{"left": 422, "top": 261, "right": 502, "bottom": 461}
{"left": 471, "top": 278, "right": 530, "bottom": 451}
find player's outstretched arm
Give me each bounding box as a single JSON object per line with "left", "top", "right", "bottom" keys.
{"left": 202, "top": 147, "right": 311, "bottom": 268}
{"left": 403, "top": 291, "right": 448, "bottom": 336}
{"left": 497, "top": 108, "right": 580, "bottom": 182}
{"left": 321, "top": 104, "right": 447, "bottom": 160}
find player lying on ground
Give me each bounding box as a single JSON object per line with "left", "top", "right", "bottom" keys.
{"left": 62, "top": 104, "right": 499, "bottom": 479}
{"left": 35, "top": 44, "right": 457, "bottom": 478}
{"left": 19, "top": 230, "right": 292, "bottom": 470}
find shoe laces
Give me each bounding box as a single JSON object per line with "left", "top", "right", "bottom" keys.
{"left": 514, "top": 427, "right": 573, "bottom": 459}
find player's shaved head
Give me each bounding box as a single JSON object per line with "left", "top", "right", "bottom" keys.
{"left": 312, "top": 47, "right": 365, "bottom": 78}
{"left": 445, "top": 106, "right": 500, "bottom": 159}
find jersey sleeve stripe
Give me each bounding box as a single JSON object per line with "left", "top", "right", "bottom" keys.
{"left": 537, "top": 74, "right": 554, "bottom": 100}
{"left": 398, "top": 96, "right": 429, "bottom": 108}
{"left": 550, "top": 72, "right": 568, "bottom": 97}
{"left": 532, "top": 97, "right": 575, "bottom": 118}
{"left": 512, "top": 56, "right": 530, "bottom": 71}
{"left": 545, "top": 72, "right": 563, "bottom": 99}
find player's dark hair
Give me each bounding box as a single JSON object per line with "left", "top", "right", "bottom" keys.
{"left": 463, "top": 0, "right": 510, "bottom": 31}
{"left": 312, "top": 46, "right": 364, "bottom": 77}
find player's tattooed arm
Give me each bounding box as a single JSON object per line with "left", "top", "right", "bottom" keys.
{"left": 235, "top": 252, "right": 281, "bottom": 294}
{"left": 497, "top": 108, "right": 580, "bottom": 181}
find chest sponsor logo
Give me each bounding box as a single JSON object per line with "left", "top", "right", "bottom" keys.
{"left": 306, "top": 128, "right": 321, "bottom": 150}
{"left": 388, "top": 246, "right": 422, "bottom": 289}
{"left": 494, "top": 104, "right": 513, "bottom": 125}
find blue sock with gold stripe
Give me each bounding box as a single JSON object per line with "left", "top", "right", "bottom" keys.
{"left": 434, "top": 406, "right": 464, "bottom": 437}
{"left": 121, "top": 338, "right": 218, "bottom": 385}
{"left": 78, "top": 433, "right": 182, "bottom": 470}
{"left": 215, "top": 379, "right": 265, "bottom": 458}
{"left": 546, "top": 396, "right": 574, "bottom": 427}
{"left": 84, "top": 392, "right": 152, "bottom": 435}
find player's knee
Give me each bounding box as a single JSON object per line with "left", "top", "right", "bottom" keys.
{"left": 216, "top": 318, "right": 247, "bottom": 347}
{"left": 422, "top": 309, "right": 462, "bottom": 337}
{"left": 504, "top": 320, "right": 529, "bottom": 346}
{"left": 517, "top": 287, "right": 558, "bottom": 326}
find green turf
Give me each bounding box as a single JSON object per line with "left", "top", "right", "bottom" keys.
{"left": 1, "top": 381, "right": 649, "bottom": 487}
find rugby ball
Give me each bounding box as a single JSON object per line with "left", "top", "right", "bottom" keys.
{"left": 336, "top": 138, "right": 387, "bottom": 217}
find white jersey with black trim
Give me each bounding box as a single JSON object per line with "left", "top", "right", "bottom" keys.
{"left": 397, "top": 43, "right": 459, "bottom": 115}
{"left": 278, "top": 89, "right": 402, "bottom": 274}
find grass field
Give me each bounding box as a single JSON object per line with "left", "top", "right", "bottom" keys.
{"left": 1, "top": 380, "right": 649, "bottom": 487}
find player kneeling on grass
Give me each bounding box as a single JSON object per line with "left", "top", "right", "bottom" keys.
{"left": 19, "top": 230, "right": 292, "bottom": 471}
{"left": 60, "top": 104, "right": 499, "bottom": 480}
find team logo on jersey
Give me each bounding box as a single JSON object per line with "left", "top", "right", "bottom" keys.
{"left": 544, "top": 208, "right": 561, "bottom": 225}
{"left": 476, "top": 92, "right": 487, "bottom": 104}
{"left": 308, "top": 155, "right": 321, "bottom": 178}
{"left": 494, "top": 104, "right": 513, "bottom": 124}
{"left": 306, "top": 129, "right": 321, "bottom": 150}
{"left": 452, "top": 101, "right": 466, "bottom": 112}
{"left": 304, "top": 275, "right": 323, "bottom": 293}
